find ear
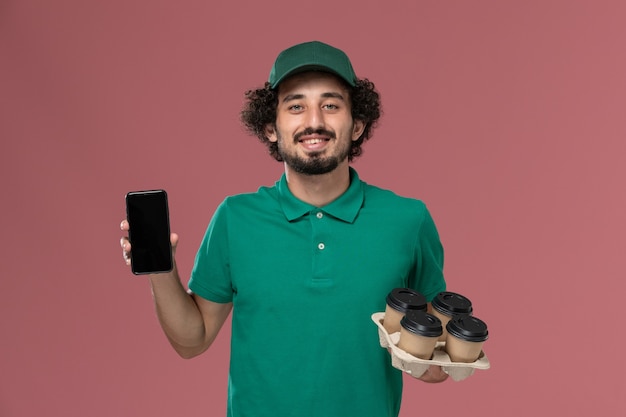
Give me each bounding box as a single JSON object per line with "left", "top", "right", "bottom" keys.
{"left": 351, "top": 119, "right": 366, "bottom": 142}
{"left": 264, "top": 124, "right": 278, "bottom": 143}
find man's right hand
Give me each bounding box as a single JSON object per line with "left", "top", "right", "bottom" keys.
{"left": 119, "top": 219, "right": 179, "bottom": 270}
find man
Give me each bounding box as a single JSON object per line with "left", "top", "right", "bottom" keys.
{"left": 120, "top": 41, "right": 447, "bottom": 417}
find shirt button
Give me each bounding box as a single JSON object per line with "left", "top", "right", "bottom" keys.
{"left": 316, "top": 212, "right": 323, "bottom": 219}
{"left": 318, "top": 243, "right": 325, "bottom": 250}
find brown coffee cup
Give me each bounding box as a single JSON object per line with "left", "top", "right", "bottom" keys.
{"left": 383, "top": 288, "right": 427, "bottom": 334}
{"left": 445, "top": 315, "right": 489, "bottom": 363}
{"left": 397, "top": 310, "right": 443, "bottom": 360}
{"left": 430, "top": 291, "right": 473, "bottom": 341}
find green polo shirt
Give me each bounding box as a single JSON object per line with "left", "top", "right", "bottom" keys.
{"left": 189, "top": 168, "right": 446, "bottom": 417}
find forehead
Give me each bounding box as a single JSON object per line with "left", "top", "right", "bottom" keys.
{"left": 276, "top": 71, "right": 350, "bottom": 98}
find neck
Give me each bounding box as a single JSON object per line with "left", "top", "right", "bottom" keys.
{"left": 284, "top": 162, "right": 351, "bottom": 207}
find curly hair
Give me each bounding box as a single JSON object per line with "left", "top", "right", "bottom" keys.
{"left": 240, "top": 77, "right": 381, "bottom": 162}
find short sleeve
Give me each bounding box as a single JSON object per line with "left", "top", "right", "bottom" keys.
{"left": 410, "top": 204, "right": 446, "bottom": 301}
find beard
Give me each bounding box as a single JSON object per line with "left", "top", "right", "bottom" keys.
{"left": 275, "top": 128, "right": 351, "bottom": 176}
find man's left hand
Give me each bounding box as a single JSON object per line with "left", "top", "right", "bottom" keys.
{"left": 417, "top": 365, "right": 448, "bottom": 383}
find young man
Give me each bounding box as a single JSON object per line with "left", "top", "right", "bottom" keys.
{"left": 120, "top": 41, "right": 447, "bottom": 417}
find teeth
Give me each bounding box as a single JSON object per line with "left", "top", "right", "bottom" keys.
{"left": 302, "top": 138, "right": 324, "bottom": 144}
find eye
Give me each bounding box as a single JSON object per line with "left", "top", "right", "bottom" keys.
{"left": 288, "top": 104, "right": 304, "bottom": 112}
{"left": 322, "top": 103, "right": 339, "bottom": 110}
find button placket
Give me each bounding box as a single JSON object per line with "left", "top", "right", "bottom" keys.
{"left": 315, "top": 211, "right": 326, "bottom": 250}
{"left": 310, "top": 209, "right": 331, "bottom": 283}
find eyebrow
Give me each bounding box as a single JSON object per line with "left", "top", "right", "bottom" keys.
{"left": 281, "top": 92, "right": 346, "bottom": 103}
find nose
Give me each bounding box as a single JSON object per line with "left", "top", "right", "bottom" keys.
{"left": 304, "top": 106, "right": 325, "bottom": 130}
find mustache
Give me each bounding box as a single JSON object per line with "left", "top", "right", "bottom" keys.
{"left": 293, "top": 128, "right": 336, "bottom": 142}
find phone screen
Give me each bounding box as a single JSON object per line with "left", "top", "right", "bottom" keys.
{"left": 125, "top": 189, "right": 173, "bottom": 274}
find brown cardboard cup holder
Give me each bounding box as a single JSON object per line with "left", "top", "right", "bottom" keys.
{"left": 372, "top": 312, "right": 490, "bottom": 381}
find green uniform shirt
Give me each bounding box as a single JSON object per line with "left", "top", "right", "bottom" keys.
{"left": 189, "top": 168, "right": 446, "bottom": 417}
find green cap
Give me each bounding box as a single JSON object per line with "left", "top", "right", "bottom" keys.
{"left": 268, "top": 41, "right": 357, "bottom": 89}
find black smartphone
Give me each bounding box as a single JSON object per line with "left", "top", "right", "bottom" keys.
{"left": 125, "top": 189, "right": 173, "bottom": 275}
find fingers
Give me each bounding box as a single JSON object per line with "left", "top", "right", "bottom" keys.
{"left": 120, "top": 219, "right": 131, "bottom": 266}
{"left": 120, "top": 236, "right": 131, "bottom": 266}
{"left": 418, "top": 365, "right": 448, "bottom": 383}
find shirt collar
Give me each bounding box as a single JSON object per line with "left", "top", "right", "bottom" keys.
{"left": 277, "top": 167, "right": 364, "bottom": 223}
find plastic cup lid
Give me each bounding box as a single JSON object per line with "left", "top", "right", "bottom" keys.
{"left": 386, "top": 288, "right": 427, "bottom": 313}
{"left": 400, "top": 310, "right": 443, "bottom": 337}
{"left": 431, "top": 291, "right": 473, "bottom": 316}
{"left": 446, "top": 315, "right": 489, "bottom": 342}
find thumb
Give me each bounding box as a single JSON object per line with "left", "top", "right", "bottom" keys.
{"left": 171, "top": 233, "right": 180, "bottom": 256}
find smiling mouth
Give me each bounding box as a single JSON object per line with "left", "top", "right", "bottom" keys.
{"left": 299, "top": 138, "right": 329, "bottom": 145}
{"left": 294, "top": 128, "right": 335, "bottom": 144}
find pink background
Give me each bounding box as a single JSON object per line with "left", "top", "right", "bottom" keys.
{"left": 1, "top": 1, "right": 625, "bottom": 416}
